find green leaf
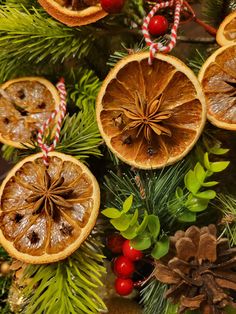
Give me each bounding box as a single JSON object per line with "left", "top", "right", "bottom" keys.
{"left": 194, "top": 162, "right": 206, "bottom": 184}
{"left": 131, "top": 233, "right": 152, "bottom": 250}
{"left": 209, "top": 161, "right": 230, "bottom": 173}
{"left": 121, "top": 224, "right": 138, "bottom": 240}
{"left": 178, "top": 210, "right": 196, "bottom": 222}
{"left": 184, "top": 170, "right": 201, "bottom": 194}
{"left": 204, "top": 152, "right": 211, "bottom": 170}
{"left": 202, "top": 181, "right": 218, "bottom": 187}
{"left": 136, "top": 214, "right": 149, "bottom": 234}
{"left": 122, "top": 195, "right": 133, "bottom": 213}
{"left": 209, "top": 146, "right": 229, "bottom": 155}
{"left": 151, "top": 236, "right": 170, "bottom": 259}
{"left": 101, "top": 208, "right": 121, "bottom": 219}
{"left": 110, "top": 214, "right": 132, "bottom": 231}
{"left": 195, "top": 190, "right": 216, "bottom": 199}
{"left": 187, "top": 197, "right": 209, "bottom": 212}
{"left": 147, "top": 215, "right": 160, "bottom": 239}
{"left": 175, "top": 187, "right": 183, "bottom": 199}
{"left": 130, "top": 209, "right": 139, "bottom": 226}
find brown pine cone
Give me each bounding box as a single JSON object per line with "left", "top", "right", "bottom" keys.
{"left": 154, "top": 225, "right": 236, "bottom": 314}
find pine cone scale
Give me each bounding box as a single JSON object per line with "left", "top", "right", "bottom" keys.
{"left": 154, "top": 225, "right": 236, "bottom": 313}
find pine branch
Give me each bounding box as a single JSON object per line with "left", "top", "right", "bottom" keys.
{"left": 201, "top": 0, "right": 236, "bottom": 27}
{"left": 22, "top": 236, "right": 106, "bottom": 314}
{"left": 140, "top": 279, "right": 168, "bottom": 314}
{"left": 104, "top": 159, "right": 191, "bottom": 231}
{"left": 217, "top": 194, "right": 236, "bottom": 247}
{"left": 0, "top": 4, "right": 95, "bottom": 82}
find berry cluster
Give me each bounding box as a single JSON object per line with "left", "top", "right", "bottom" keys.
{"left": 108, "top": 235, "right": 143, "bottom": 296}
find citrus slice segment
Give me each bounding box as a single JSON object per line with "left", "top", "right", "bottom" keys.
{"left": 96, "top": 52, "right": 206, "bottom": 169}
{"left": 199, "top": 44, "right": 236, "bottom": 130}
{"left": 0, "top": 77, "right": 60, "bottom": 148}
{"left": 216, "top": 11, "right": 236, "bottom": 46}
{"left": 0, "top": 152, "right": 100, "bottom": 264}
{"left": 38, "top": 0, "right": 107, "bottom": 26}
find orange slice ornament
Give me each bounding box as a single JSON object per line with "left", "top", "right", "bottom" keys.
{"left": 216, "top": 11, "right": 236, "bottom": 46}
{"left": 0, "top": 77, "right": 60, "bottom": 148}
{"left": 38, "top": 0, "right": 107, "bottom": 26}
{"left": 96, "top": 52, "right": 206, "bottom": 169}
{"left": 199, "top": 44, "right": 236, "bottom": 130}
{"left": 0, "top": 152, "right": 100, "bottom": 264}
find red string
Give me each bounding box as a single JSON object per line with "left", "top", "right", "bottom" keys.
{"left": 37, "top": 78, "right": 67, "bottom": 166}
{"left": 142, "top": 0, "right": 184, "bottom": 64}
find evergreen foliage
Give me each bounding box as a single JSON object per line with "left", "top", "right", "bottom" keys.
{"left": 22, "top": 237, "right": 106, "bottom": 314}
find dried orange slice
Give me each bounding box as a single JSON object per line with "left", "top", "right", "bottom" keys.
{"left": 216, "top": 11, "right": 236, "bottom": 46}
{"left": 0, "top": 152, "right": 100, "bottom": 264}
{"left": 0, "top": 77, "right": 60, "bottom": 148}
{"left": 38, "top": 0, "right": 107, "bottom": 27}
{"left": 96, "top": 52, "right": 206, "bottom": 169}
{"left": 198, "top": 44, "right": 236, "bottom": 130}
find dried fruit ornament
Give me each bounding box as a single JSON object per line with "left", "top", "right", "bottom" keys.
{"left": 199, "top": 44, "right": 236, "bottom": 130}
{"left": 38, "top": 0, "right": 107, "bottom": 26}
{"left": 216, "top": 11, "right": 236, "bottom": 46}
{"left": 0, "top": 77, "right": 60, "bottom": 148}
{"left": 0, "top": 80, "right": 100, "bottom": 264}
{"left": 96, "top": 52, "right": 206, "bottom": 169}
{"left": 154, "top": 225, "right": 236, "bottom": 314}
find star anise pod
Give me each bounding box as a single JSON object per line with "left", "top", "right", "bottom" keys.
{"left": 154, "top": 225, "right": 236, "bottom": 314}
{"left": 122, "top": 91, "right": 172, "bottom": 142}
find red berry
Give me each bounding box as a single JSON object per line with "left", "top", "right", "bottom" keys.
{"left": 107, "top": 234, "right": 125, "bottom": 254}
{"left": 100, "top": 0, "right": 125, "bottom": 14}
{"left": 148, "top": 15, "right": 169, "bottom": 36}
{"left": 113, "top": 255, "right": 135, "bottom": 278}
{"left": 122, "top": 240, "right": 143, "bottom": 261}
{"left": 115, "top": 277, "right": 134, "bottom": 296}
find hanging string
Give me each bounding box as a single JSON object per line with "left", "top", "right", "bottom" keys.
{"left": 37, "top": 78, "right": 67, "bottom": 166}
{"left": 142, "top": 0, "right": 183, "bottom": 64}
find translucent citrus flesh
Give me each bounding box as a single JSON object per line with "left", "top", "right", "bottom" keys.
{"left": 55, "top": 0, "right": 99, "bottom": 10}
{"left": 0, "top": 79, "right": 58, "bottom": 146}
{"left": 0, "top": 152, "right": 100, "bottom": 263}
{"left": 224, "top": 16, "right": 236, "bottom": 41}
{"left": 199, "top": 45, "right": 236, "bottom": 129}
{"left": 97, "top": 53, "right": 206, "bottom": 169}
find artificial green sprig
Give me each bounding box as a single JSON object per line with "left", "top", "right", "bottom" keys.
{"left": 171, "top": 149, "right": 229, "bottom": 222}
{"left": 102, "top": 195, "right": 169, "bottom": 259}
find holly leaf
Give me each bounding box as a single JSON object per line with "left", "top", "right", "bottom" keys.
{"left": 147, "top": 215, "right": 160, "bottom": 239}
{"left": 111, "top": 214, "right": 131, "bottom": 231}
{"left": 178, "top": 210, "right": 196, "bottom": 222}
{"left": 151, "top": 236, "right": 169, "bottom": 259}
{"left": 131, "top": 233, "right": 152, "bottom": 250}
{"left": 121, "top": 224, "right": 138, "bottom": 240}
{"left": 204, "top": 152, "right": 211, "bottom": 171}
{"left": 202, "top": 181, "right": 218, "bottom": 187}
{"left": 136, "top": 214, "right": 149, "bottom": 234}
{"left": 175, "top": 187, "right": 183, "bottom": 199}
{"left": 209, "top": 161, "right": 230, "bottom": 173}
{"left": 184, "top": 170, "right": 201, "bottom": 194}
{"left": 209, "top": 146, "right": 229, "bottom": 155}
{"left": 122, "top": 195, "right": 133, "bottom": 213}
{"left": 101, "top": 208, "right": 121, "bottom": 219}
{"left": 195, "top": 190, "right": 216, "bottom": 200}
{"left": 130, "top": 209, "right": 138, "bottom": 226}
{"left": 187, "top": 197, "right": 209, "bottom": 212}
{"left": 194, "top": 163, "right": 206, "bottom": 185}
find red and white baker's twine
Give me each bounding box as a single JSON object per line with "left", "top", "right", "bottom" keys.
{"left": 37, "top": 78, "right": 67, "bottom": 166}
{"left": 142, "top": 0, "right": 184, "bottom": 64}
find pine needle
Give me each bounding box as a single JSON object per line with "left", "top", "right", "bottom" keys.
{"left": 22, "top": 237, "right": 106, "bottom": 314}
{"left": 216, "top": 194, "right": 236, "bottom": 246}
{"left": 0, "top": 4, "right": 95, "bottom": 82}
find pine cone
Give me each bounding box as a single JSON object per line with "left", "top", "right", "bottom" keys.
{"left": 154, "top": 225, "right": 236, "bottom": 314}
